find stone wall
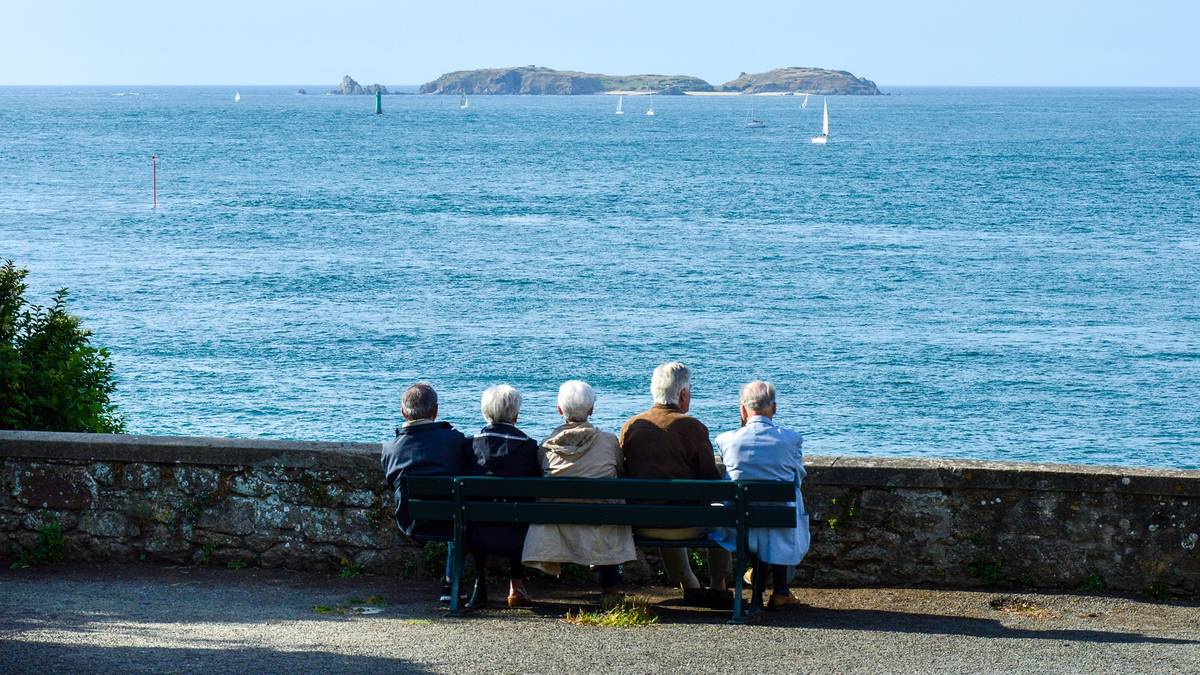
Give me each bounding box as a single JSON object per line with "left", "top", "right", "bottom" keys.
{"left": 2, "top": 431, "right": 1198, "bottom": 595}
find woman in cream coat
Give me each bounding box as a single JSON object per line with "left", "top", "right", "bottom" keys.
{"left": 522, "top": 380, "right": 637, "bottom": 599}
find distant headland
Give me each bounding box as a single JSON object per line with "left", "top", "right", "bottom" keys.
{"left": 414, "top": 65, "right": 880, "bottom": 95}
{"left": 328, "top": 75, "right": 390, "bottom": 95}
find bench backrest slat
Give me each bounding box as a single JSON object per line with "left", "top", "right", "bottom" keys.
{"left": 406, "top": 476, "right": 794, "bottom": 502}
{"left": 407, "top": 500, "right": 796, "bottom": 529}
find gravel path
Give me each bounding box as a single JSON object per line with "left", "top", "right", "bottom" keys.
{"left": 1, "top": 564, "right": 1197, "bottom": 673}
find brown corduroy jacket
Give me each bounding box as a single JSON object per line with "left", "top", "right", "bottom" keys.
{"left": 619, "top": 404, "right": 722, "bottom": 481}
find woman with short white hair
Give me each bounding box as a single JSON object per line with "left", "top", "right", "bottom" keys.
{"left": 522, "top": 380, "right": 637, "bottom": 603}
{"left": 467, "top": 384, "right": 542, "bottom": 609}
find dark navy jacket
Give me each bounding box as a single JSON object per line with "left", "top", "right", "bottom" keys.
{"left": 380, "top": 421, "right": 476, "bottom": 537}
{"left": 468, "top": 423, "right": 542, "bottom": 557}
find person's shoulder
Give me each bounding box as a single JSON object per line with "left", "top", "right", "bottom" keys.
{"left": 715, "top": 426, "right": 742, "bottom": 449}
{"left": 774, "top": 425, "right": 803, "bottom": 446}
{"left": 668, "top": 413, "right": 709, "bottom": 434}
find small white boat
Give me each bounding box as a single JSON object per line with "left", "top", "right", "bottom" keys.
{"left": 811, "top": 97, "right": 829, "bottom": 144}
{"left": 615, "top": 95, "right": 624, "bottom": 115}
{"left": 460, "top": 94, "right": 469, "bottom": 109}
{"left": 645, "top": 94, "right": 656, "bottom": 116}
{"left": 801, "top": 93, "right": 809, "bottom": 109}
{"left": 234, "top": 91, "right": 241, "bottom": 103}
{"left": 746, "top": 102, "right": 765, "bottom": 128}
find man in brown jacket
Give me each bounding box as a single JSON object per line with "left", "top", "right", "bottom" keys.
{"left": 620, "top": 361, "right": 732, "bottom": 606}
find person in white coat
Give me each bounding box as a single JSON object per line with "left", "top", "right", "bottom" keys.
{"left": 715, "top": 380, "right": 810, "bottom": 611}
{"left": 522, "top": 380, "right": 637, "bottom": 602}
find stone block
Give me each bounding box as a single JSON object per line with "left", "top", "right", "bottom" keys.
{"left": 196, "top": 497, "right": 257, "bottom": 535}
{"left": 79, "top": 510, "right": 131, "bottom": 538}
{"left": 89, "top": 463, "right": 115, "bottom": 486}
{"left": 0, "top": 512, "right": 21, "bottom": 532}
{"left": 122, "top": 463, "right": 161, "bottom": 490}
{"left": 175, "top": 466, "right": 222, "bottom": 496}
{"left": 16, "top": 465, "right": 93, "bottom": 510}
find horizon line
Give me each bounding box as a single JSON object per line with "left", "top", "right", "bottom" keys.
{"left": 3, "top": 83, "right": 1200, "bottom": 89}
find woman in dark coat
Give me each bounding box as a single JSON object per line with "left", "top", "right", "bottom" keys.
{"left": 467, "top": 384, "right": 542, "bottom": 609}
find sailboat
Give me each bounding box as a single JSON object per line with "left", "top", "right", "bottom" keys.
{"left": 801, "top": 93, "right": 809, "bottom": 109}
{"left": 746, "top": 100, "right": 765, "bottom": 128}
{"left": 234, "top": 91, "right": 241, "bottom": 103}
{"left": 459, "top": 94, "right": 469, "bottom": 109}
{"left": 645, "top": 94, "right": 656, "bottom": 116}
{"left": 810, "top": 97, "right": 829, "bottom": 144}
{"left": 615, "top": 95, "right": 624, "bottom": 115}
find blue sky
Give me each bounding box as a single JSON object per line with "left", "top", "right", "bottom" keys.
{"left": 2, "top": 0, "right": 1197, "bottom": 86}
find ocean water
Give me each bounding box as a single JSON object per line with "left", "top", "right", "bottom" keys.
{"left": 1, "top": 86, "right": 1197, "bottom": 469}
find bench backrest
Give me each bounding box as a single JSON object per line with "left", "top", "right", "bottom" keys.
{"left": 406, "top": 476, "right": 796, "bottom": 529}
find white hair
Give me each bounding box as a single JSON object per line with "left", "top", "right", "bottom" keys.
{"left": 557, "top": 380, "right": 596, "bottom": 422}
{"left": 740, "top": 380, "right": 776, "bottom": 413}
{"left": 481, "top": 384, "right": 521, "bottom": 425}
{"left": 651, "top": 361, "right": 691, "bottom": 406}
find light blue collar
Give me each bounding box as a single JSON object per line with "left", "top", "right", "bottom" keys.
{"left": 747, "top": 415, "right": 775, "bottom": 426}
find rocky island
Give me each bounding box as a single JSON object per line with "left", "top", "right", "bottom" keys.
{"left": 328, "top": 75, "right": 389, "bottom": 95}
{"left": 419, "top": 66, "right": 712, "bottom": 95}
{"left": 719, "top": 67, "right": 879, "bottom": 95}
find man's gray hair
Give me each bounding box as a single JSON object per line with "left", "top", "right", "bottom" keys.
{"left": 740, "top": 380, "right": 776, "bottom": 413}
{"left": 481, "top": 384, "right": 522, "bottom": 425}
{"left": 401, "top": 382, "right": 438, "bottom": 420}
{"left": 651, "top": 361, "right": 691, "bottom": 406}
{"left": 557, "top": 380, "right": 596, "bottom": 422}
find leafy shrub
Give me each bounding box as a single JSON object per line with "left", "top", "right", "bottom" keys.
{"left": 0, "top": 260, "right": 124, "bottom": 433}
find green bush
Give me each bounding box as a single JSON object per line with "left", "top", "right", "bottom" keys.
{"left": 0, "top": 260, "right": 124, "bottom": 433}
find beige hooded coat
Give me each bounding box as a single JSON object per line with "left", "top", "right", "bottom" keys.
{"left": 520, "top": 422, "right": 637, "bottom": 575}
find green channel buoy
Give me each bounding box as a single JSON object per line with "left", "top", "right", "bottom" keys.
{"left": 375, "top": 89, "right": 382, "bottom": 115}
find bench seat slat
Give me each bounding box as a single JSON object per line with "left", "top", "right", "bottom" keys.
{"left": 463, "top": 502, "right": 738, "bottom": 527}
{"left": 407, "top": 476, "right": 794, "bottom": 502}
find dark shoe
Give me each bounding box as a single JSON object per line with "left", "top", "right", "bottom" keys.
{"left": 707, "top": 588, "right": 734, "bottom": 610}
{"left": 466, "top": 577, "right": 488, "bottom": 610}
{"left": 766, "top": 592, "right": 800, "bottom": 612}
{"left": 681, "top": 587, "right": 710, "bottom": 607}
{"left": 439, "top": 578, "right": 452, "bottom": 604}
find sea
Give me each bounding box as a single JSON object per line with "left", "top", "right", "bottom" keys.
{"left": 1, "top": 86, "right": 1197, "bottom": 469}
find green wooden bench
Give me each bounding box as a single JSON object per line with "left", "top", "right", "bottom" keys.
{"left": 406, "top": 475, "right": 797, "bottom": 623}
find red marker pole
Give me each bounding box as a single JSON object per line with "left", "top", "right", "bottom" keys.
{"left": 151, "top": 155, "right": 157, "bottom": 209}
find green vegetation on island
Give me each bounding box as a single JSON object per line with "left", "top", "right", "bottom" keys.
{"left": 419, "top": 65, "right": 879, "bottom": 95}
{"left": 0, "top": 260, "right": 124, "bottom": 433}
{"left": 719, "top": 67, "right": 880, "bottom": 95}
{"left": 419, "top": 66, "right": 713, "bottom": 95}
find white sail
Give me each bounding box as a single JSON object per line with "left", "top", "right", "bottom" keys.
{"left": 616, "top": 96, "right": 624, "bottom": 115}
{"left": 801, "top": 93, "right": 809, "bottom": 109}
{"left": 645, "top": 94, "right": 656, "bottom": 116}
{"left": 811, "top": 97, "right": 829, "bottom": 144}
{"left": 460, "top": 94, "right": 469, "bottom": 109}
{"left": 234, "top": 92, "right": 241, "bottom": 103}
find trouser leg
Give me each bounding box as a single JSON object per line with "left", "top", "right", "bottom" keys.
{"left": 772, "top": 564, "right": 790, "bottom": 595}
{"left": 658, "top": 548, "right": 701, "bottom": 589}
{"left": 508, "top": 554, "right": 525, "bottom": 580}
{"left": 596, "top": 564, "right": 622, "bottom": 590}
{"left": 707, "top": 547, "right": 732, "bottom": 589}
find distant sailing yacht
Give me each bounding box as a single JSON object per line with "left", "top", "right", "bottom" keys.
{"left": 645, "top": 94, "right": 656, "bottom": 116}
{"left": 615, "top": 95, "right": 624, "bottom": 115}
{"left": 234, "top": 91, "right": 241, "bottom": 103}
{"left": 459, "top": 94, "right": 469, "bottom": 109}
{"left": 746, "top": 100, "right": 765, "bottom": 128}
{"left": 810, "top": 97, "right": 829, "bottom": 144}
{"left": 801, "top": 93, "right": 809, "bottom": 109}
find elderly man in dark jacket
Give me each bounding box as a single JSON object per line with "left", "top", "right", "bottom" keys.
{"left": 380, "top": 382, "right": 475, "bottom": 602}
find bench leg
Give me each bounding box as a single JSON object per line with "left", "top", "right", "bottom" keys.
{"left": 729, "top": 545, "right": 745, "bottom": 624}
{"left": 447, "top": 540, "right": 463, "bottom": 617}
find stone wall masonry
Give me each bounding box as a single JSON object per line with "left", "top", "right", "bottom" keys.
{"left": 2, "top": 431, "right": 1198, "bottom": 595}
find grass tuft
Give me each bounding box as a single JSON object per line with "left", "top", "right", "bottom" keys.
{"left": 564, "top": 597, "right": 659, "bottom": 628}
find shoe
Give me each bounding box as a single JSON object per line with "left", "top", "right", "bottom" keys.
{"left": 439, "top": 579, "right": 452, "bottom": 604}
{"left": 465, "top": 577, "right": 488, "bottom": 610}
{"left": 707, "top": 588, "right": 734, "bottom": 610}
{"left": 766, "top": 592, "right": 800, "bottom": 612}
{"left": 507, "top": 589, "right": 533, "bottom": 608}
{"left": 681, "top": 587, "right": 710, "bottom": 607}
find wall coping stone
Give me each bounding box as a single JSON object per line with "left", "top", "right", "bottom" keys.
{"left": 3, "top": 430, "right": 1198, "bottom": 497}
